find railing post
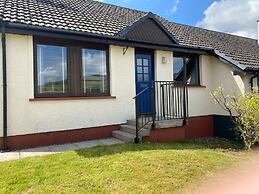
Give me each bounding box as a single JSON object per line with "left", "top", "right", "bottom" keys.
{"left": 161, "top": 84, "right": 166, "bottom": 118}
{"left": 152, "top": 81, "right": 156, "bottom": 129}
{"left": 134, "top": 97, "right": 140, "bottom": 143}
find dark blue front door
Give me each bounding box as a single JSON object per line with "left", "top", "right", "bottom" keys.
{"left": 135, "top": 52, "right": 154, "bottom": 113}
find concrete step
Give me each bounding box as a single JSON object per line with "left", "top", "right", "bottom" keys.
{"left": 128, "top": 118, "right": 184, "bottom": 129}
{"left": 127, "top": 119, "right": 153, "bottom": 129}
{"left": 120, "top": 124, "right": 136, "bottom": 134}
{"left": 155, "top": 119, "right": 184, "bottom": 128}
{"left": 120, "top": 124, "right": 150, "bottom": 137}
{"left": 112, "top": 130, "right": 135, "bottom": 143}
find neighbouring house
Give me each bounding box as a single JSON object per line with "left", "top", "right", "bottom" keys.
{"left": 0, "top": 0, "right": 258, "bottom": 151}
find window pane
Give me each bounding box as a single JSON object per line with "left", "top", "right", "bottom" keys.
{"left": 173, "top": 57, "right": 184, "bottom": 81}
{"left": 173, "top": 56, "right": 200, "bottom": 85}
{"left": 137, "top": 66, "right": 142, "bottom": 73}
{"left": 187, "top": 58, "right": 199, "bottom": 85}
{"left": 137, "top": 74, "right": 143, "bottom": 81}
{"left": 37, "top": 44, "right": 67, "bottom": 94}
{"left": 144, "top": 67, "right": 149, "bottom": 73}
{"left": 82, "top": 48, "right": 108, "bottom": 95}
{"left": 143, "top": 59, "right": 149, "bottom": 66}
{"left": 137, "top": 58, "right": 142, "bottom": 66}
{"left": 144, "top": 74, "right": 149, "bottom": 81}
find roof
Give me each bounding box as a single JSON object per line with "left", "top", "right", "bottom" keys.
{"left": 0, "top": 0, "right": 258, "bottom": 71}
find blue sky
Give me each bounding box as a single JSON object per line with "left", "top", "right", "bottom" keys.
{"left": 99, "top": 0, "right": 259, "bottom": 39}
{"left": 101, "top": 0, "right": 214, "bottom": 27}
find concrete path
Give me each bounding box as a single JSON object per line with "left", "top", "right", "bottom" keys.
{"left": 0, "top": 138, "right": 124, "bottom": 162}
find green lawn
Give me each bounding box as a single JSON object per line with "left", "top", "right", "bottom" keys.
{"left": 0, "top": 138, "right": 246, "bottom": 194}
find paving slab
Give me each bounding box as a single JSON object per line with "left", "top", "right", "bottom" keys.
{"left": 99, "top": 138, "right": 124, "bottom": 145}
{"left": 73, "top": 140, "right": 102, "bottom": 149}
{"left": 0, "top": 152, "right": 20, "bottom": 162}
{"left": 20, "top": 146, "right": 51, "bottom": 158}
{"left": 0, "top": 138, "right": 125, "bottom": 162}
{"left": 48, "top": 143, "right": 79, "bottom": 153}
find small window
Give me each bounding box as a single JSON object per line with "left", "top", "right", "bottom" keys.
{"left": 82, "top": 49, "right": 108, "bottom": 96}
{"left": 173, "top": 55, "right": 200, "bottom": 85}
{"left": 36, "top": 44, "right": 68, "bottom": 95}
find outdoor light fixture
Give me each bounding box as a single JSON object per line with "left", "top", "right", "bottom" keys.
{"left": 162, "top": 56, "right": 167, "bottom": 64}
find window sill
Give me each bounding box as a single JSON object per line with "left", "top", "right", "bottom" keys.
{"left": 187, "top": 85, "right": 206, "bottom": 88}
{"left": 29, "top": 96, "right": 116, "bottom": 102}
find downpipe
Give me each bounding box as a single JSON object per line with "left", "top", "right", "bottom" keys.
{"left": 1, "top": 23, "right": 8, "bottom": 152}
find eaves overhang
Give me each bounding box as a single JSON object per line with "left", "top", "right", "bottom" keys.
{"left": 2, "top": 21, "right": 212, "bottom": 54}
{"left": 5, "top": 21, "right": 257, "bottom": 73}
{"left": 213, "top": 50, "right": 247, "bottom": 72}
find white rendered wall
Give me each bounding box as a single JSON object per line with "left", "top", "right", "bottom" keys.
{"left": 154, "top": 50, "right": 173, "bottom": 81}
{"left": 0, "top": 33, "right": 255, "bottom": 137}
{"left": 3, "top": 34, "right": 136, "bottom": 136}
{"left": 188, "top": 55, "right": 254, "bottom": 116}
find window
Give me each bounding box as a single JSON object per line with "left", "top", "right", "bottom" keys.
{"left": 82, "top": 49, "right": 108, "bottom": 95}
{"left": 173, "top": 54, "right": 200, "bottom": 85}
{"left": 136, "top": 58, "right": 150, "bottom": 82}
{"left": 34, "top": 38, "right": 109, "bottom": 98}
{"left": 37, "top": 44, "right": 68, "bottom": 95}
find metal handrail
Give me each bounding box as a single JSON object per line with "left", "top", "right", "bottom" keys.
{"left": 133, "top": 86, "right": 150, "bottom": 99}
{"left": 134, "top": 86, "right": 153, "bottom": 143}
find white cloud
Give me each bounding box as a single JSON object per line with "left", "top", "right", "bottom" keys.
{"left": 171, "top": 0, "right": 180, "bottom": 13}
{"left": 196, "top": 0, "right": 259, "bottom": 39}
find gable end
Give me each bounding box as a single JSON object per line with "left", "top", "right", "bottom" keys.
{"left": 117, "top": 13, "right": 178, "bottom": 45}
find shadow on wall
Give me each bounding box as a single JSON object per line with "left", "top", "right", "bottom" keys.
{"left": 214, "top": 115, "right": 242, "bottom": 143}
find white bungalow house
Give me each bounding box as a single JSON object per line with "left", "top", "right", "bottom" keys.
{"left": 0, "top": 0, "right": 258, "bottom": 150}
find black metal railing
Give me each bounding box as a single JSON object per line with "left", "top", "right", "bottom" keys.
{"left": 133, "top": 86, "right": 154, "bottom": 143}
{"left": 133, "top": 81, "right": 188, "bottom": 143}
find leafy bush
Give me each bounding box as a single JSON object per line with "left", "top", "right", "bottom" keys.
{"left": 211, "top": 86, "right": 259, "bottom": 149}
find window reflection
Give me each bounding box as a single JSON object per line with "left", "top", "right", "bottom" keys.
{"left": 37, "top": 44, "right": 67, "bottom": 94}
{"left": 173, "top": 56, "right": 199, "bottom": 85}
{"left": 82, "top": 49, "right": 108, "bottom": 95}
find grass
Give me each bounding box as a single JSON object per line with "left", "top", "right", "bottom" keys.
{"left": 0, "top": 138, "right": 246, "bottom": 194}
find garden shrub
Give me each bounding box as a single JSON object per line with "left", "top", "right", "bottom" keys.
{"left": 211, "top": 86, "right": 259, "bottom": 149}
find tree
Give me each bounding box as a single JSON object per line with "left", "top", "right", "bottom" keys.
{"left": 211, "top": 86, "right": 259, "bottom": 149}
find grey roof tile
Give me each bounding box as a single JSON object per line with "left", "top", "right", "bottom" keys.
{"left": 0, "top": 0, "right": 258, "bottom": 69}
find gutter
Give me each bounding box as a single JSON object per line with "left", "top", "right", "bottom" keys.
{"left": 1, "top": 23, "right": 8, "bottom": 152}
{"left": 4, "top": 22, "right": 259, "bottom": 72}
{"left": 4, "top": 22, "right": 213, "bottom": 53}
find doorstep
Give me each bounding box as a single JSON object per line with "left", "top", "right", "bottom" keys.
{"left": 0, "top": 138, "right": 124, "bottom": 162}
